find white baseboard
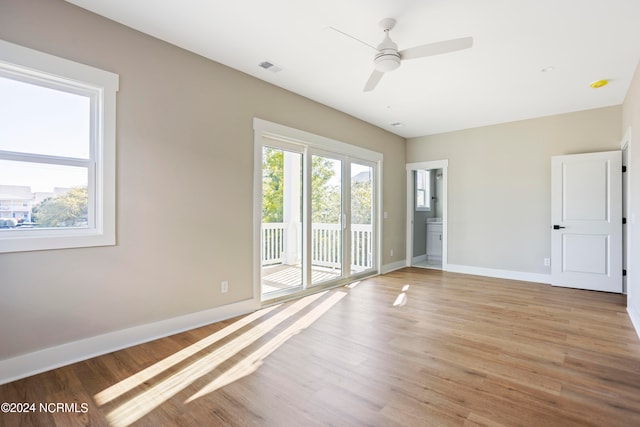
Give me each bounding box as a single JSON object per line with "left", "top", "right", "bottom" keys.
{"left": 412, "top": 254, "right": 427, "bottom": 264}
{"left": 381, "top": 261, "right": 551, "bottom": 284}
{"left": 445, "top": 264, "right": 551, "bottom": 284}
{"left": 381, "top": 260, "right": 407, "bottom": 274}
{"left": 628, "top": 306, "right": 640, "bottom": 341}
{"left": 0, "top": 298, "right": 257, "bottom": 386}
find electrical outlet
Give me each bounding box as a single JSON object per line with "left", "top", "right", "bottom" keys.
{"left": 221, "top": 280, "right": 229, "bottom": 293}
{"left": 544, "top": 258, "right": 550, "bottom": 267}
{"left": 390, "top": 248, "right": 394, "bottom": 257}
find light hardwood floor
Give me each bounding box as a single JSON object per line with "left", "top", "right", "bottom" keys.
{"left": 1, "top": 268, "right": 639, "bottom": 426}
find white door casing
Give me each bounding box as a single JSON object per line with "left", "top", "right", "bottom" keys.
{"left": 551, "top": 151, "right": 622, "bottom": 292}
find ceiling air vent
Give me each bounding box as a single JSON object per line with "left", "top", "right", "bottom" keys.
{"left": 258, "top": 61, "right": 282, "bottom": 73}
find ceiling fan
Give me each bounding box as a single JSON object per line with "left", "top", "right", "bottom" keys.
{"left": 334, "top": 18, "right": 473, "bottom": 92}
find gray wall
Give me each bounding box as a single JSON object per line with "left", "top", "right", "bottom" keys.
{"left": 407, "top": 106, "right": 622, "bottom": 274}
{"left": 0, "top": 0, "right": 406, "bottom": 361}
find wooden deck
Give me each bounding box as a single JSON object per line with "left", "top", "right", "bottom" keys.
{"left": 1, "top": 267, "right": 639, "bottom": 426}
{"left": 261, "top": 263, "right": 340, "bottom": 294}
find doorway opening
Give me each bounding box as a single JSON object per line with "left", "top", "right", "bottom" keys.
{"left": 406, "top": 160, "right": 448, "bottom": 271}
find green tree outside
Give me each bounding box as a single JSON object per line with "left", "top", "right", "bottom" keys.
{"left": 262, "top": 147, "right": 371, "bottom": 224}
{"left": 311, "top": 155, "right": 341, "bottom": 224}
{"left": 32, "top": 187, "right": 88, "bottom": 227}
{"left": 351, "top": 180, "right": 372, "bottom": 224}
{"left": 262, "top": 147, "right": 284, "bottom": 223}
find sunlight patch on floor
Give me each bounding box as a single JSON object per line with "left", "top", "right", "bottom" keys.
{"left": 393, "top": 284, "right": 410, "bottom": 307}
{"left": 94, "top": 305, "right": 279, "bottom": 406}
{"left": 185, "top": 290, "right": 347, "bottom": 402}
{"left": 103, "top": 291, "right": 329, "bottom": 427}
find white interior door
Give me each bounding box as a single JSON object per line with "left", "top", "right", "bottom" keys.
{"left": 551, "top": 151, "right": 622, "bottom": 292}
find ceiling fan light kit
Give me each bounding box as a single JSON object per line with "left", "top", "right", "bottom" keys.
{"left": 374, "top": 52, "right": 401, "bottom": 72}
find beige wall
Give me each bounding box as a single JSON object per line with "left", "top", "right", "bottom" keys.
{"left": 407, "top": 106, "right": 622, "bottom": 275}
{"left": 0, "top": 0, "right": 405, "bottom": 361}
{"left": 623, "top": 60, "right": 640, "bottom": 329}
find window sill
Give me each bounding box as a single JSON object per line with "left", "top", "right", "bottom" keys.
{"left": 0, "top": 228, "right": 115, "bottom": 253}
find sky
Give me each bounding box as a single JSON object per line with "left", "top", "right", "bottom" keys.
{"left": 0, "top": 75, "right": 90, "bottom": 193}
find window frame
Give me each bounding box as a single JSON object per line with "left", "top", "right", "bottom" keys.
{"left": 0, "top": 40, "right": 118, "bottom": 253}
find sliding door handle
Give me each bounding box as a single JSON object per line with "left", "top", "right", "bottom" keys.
{"left": 553, "top": 225, "right": 566, "bottom": 230}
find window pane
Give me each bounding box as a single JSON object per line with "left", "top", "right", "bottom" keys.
{"left": 261, "top": 146, "right": 303, "bottom": 297}
{"left": 311, "top": 155, "right": 342, "bottom": 285}
{"left": 0, "top": 160, "right": 88, "bottom": 229}
{"left": 416, "top": 170, "right": 426, "bottom": 190}
{"left": 0, "top": 76, "right": 91, "bottom": 159}
{"left": 351, "top": 163, "right": 373, "bottom": 274}
{"left": 416, "top": 170, "right": 431, "bottom": 210}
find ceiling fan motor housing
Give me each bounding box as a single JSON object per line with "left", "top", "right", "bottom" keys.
{"left": 374, "top": 32, "right": 401, "bottom": 72}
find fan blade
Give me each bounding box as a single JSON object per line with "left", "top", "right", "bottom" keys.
{"left": 399, "top": 36, "right": 473, "bottom": 60}
{"left": 363, "top": 70, "right": 384, "bottom": 92}
{"left": 327, "top": 26, "right": 378, "bottom": 52}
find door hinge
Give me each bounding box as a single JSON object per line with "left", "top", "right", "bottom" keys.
{"left": 622, "top": 165, "right": 627, "bottom": 173}
{"left": 623, "top": 217, "right": 627, "bottom": 225}
{"left": 623, "top": 269, "right": 627, "bottom": 276}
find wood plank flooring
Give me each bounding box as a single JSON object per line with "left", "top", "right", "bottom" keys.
{"left": 1, "top": 268, "right": 640, "bottom": 426}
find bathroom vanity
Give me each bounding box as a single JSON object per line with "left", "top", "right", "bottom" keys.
{"left": 426, "top": 218, "right": 443, "bottom": 261}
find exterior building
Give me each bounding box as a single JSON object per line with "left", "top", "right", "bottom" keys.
{"left": 0, "top": 186, "right": 72, "bottom": 225}
{"left": 0, "top": 185, "right": 33, "bottom": 222}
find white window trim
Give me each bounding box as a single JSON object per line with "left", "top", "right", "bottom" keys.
{"left": 0, "top": 40, "right": 118, "bottom": 253}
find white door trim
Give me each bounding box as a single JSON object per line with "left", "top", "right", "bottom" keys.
{"left": 621, "top": 127, "right": 632, "bottom": 295}
{"left": 406, "top": 160, "right": 448, "bottom": 270}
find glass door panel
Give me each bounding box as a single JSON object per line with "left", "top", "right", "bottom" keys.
{"left": 261, "top": 146, "right": 303, "bottom": 297}
{"left": 350, "top": 163, "right": 374, "bottom": 274}
{"left": 311, "top": 155, "right": 342, "bottom": 285}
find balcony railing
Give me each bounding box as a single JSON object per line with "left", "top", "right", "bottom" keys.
{"left": 262, "top": 223, "right": 286, "bottom": 266}
{"left": 261, "top": 222, "right": 373, "bottom": 271}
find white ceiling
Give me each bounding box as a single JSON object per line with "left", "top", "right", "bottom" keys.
{"left": 67, "top": 0, "right": 640, "bottom": 138}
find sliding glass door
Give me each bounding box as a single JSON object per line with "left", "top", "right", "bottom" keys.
{"left": 259, "top": 135, "right": 377, "bottom": 301}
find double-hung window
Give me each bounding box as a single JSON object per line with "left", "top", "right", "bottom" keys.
{"left": 415, "top": 170, "right": 431, "bottom": 211}
{"left": 0, "top": 40, "right": 118, "bottom": 253}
